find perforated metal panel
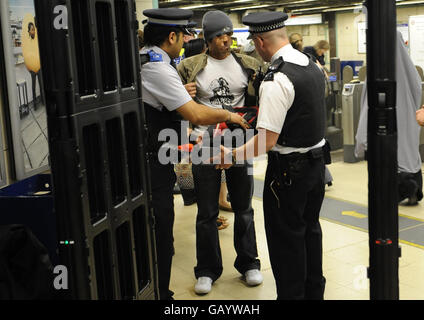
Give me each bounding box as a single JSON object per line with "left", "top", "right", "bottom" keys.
{"left": 34, "top": 0, "right": 158, "bottom": 300}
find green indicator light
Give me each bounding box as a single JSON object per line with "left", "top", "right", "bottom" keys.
{"left": 65, "top": 241, "right": 69, "bottom": 245}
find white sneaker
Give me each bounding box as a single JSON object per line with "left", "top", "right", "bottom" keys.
{"left": 194, "top": 276, "right": 213, "bottom": 294}
{"left": 244, "top": 269, "right": 263, "bottom": 286}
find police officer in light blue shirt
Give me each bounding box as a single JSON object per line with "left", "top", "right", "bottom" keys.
{"left": 140, "top": 8, "right": 249, "bottom": 300}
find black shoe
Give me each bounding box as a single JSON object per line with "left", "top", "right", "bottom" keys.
{"left": 173, "top": 184, "right": 181, "bottom": 194}
{"left": 407, "top": 197, "right": 418, "bottom": 206}
{"left": 180, "top": 188, "right": 196, "bottom": 205}
{"left": 184, "top": 199, "right": 197, "bottom": 206}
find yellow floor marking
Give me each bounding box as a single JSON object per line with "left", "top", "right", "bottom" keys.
{"left": 342, "top": 211, "right": 367, "bottom": 219}
{"left": 399, "top": 240, "right": 424, "bottom": 250}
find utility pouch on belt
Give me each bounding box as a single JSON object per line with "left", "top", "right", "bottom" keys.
{"left": 310, "top": 147, "right": 324, "bottom": 160}
{"left": 323, "top": 139, "right": 332, "bottom": 165}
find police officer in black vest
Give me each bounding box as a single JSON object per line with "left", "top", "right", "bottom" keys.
{"left": 216, "top": 11, "right": 328, "bottom": 299}
{"left": 140, "top": 8, "right": 250, "bottom": 300}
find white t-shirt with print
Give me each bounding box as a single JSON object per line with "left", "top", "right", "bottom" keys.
{"left": 194, "top": 54, "right": 248, "bottom": 134}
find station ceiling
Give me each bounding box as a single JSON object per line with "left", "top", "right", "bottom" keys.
{"left": 158, "top": 0, "right": 423, "bottom": 14}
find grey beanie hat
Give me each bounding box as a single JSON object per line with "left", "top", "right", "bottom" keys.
{"left": 202, "top": 10, "right": 233, "bottom": 42}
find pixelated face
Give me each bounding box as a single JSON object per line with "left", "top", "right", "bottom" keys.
{"left": 317, "top": 48, "right": 328, "bottom": 56}
{"left": 209, "top": 32, "right": 233, "bottom": 56}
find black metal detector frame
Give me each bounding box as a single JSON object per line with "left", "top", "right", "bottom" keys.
{"left": 365, "top": 0, "right": 400, "bottom": 300}
{"left": 34, "top": 0, "right": 158, "bottom": 299}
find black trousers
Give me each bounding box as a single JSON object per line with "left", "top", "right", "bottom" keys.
{"left": 398, "top": 170, "right": 423, "bottom": 203}
{"left": 192, "top": 164, "right": 260, "bottom": 281}
{"left": 149, "top": 160, "right": 176, "bottom": 300}
{"left": 263, "top": 152, "right": 326, "bottom": 300}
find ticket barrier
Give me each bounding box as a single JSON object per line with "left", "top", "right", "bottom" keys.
{"left": 342, "top": 82, "right": 364, "bottom": 163}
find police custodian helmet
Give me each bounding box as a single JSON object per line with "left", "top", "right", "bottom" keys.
{"left": 242, "top": 11, "right": 289, "bottom": 39}
{"left": 143, "top": 8, "right": 196, "bottom": 35}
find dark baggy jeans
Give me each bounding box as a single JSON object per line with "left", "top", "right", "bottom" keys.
{"left": 192, "top": 164, "right": 260, "bottom": 281}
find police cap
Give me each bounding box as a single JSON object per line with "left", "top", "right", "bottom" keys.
{"left": 143, "top": 8, "right": 195, "bottom": 35}
{"left": 242, "top": 11, "right": 289, "bottom": 39}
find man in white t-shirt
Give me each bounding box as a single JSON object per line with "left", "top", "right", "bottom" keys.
{"left": 177, "top": 10, "right": 264, "bottom": 295}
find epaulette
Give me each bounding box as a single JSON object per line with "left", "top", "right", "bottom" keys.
{"left": 264, "top": 57, "right": 285, "bottom": 81}
{"left": 140, "top": 50, "right": 163, "bottom": 66}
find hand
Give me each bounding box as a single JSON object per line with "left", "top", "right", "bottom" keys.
{"left": 184, "top": 82, "right": 197, "bottom": 98}
{"left": 416, "top": 106, "right": 424, "bottom": 127}
{"left": 214, "top": 145, "right": 234, "bottom": 170}
{"left": 227, "top": 112, "right": 251, "bottom": 130}
{"left": 196, "top": 135, "right": 203, "bottom": 145}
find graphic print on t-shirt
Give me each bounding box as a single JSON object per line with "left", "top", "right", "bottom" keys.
{"left": 208, "top": 77, "right": 234, "bottom": 106}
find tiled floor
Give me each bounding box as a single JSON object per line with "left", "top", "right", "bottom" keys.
{"left": 170, "top": 155, "right": 424, "bottom": 300}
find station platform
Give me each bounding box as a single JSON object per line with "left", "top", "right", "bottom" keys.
{"left": 171, "top": 152, "right": 424, "bottom": 300}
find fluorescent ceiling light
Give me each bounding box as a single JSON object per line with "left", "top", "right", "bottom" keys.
{"left": 181, "top": 3, "right": 214, "bottom": 9}
{"left": 291, "top": 6, "right": 331, "bottom": 12}
{"left": 323, "top": 5, "right": 361, "bottom": 12}
{"left": 234, "top": 0, "right": 255, "bottom": 3}
{"left": 230, "top": 4, "right": 272, "bottom": 11}
{"left": 396, "top": 0, "right": 424, "bottom": 5}
{"left": 287, "top": 0, "right": 319, "bottom": 4}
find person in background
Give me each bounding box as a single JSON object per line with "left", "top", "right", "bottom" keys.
{"left": 184, "top": 38, "right": 206, "bottom": 58}
{"left": 289, "top": 32, "right": 303, "bottom": 51}
{"left": 174, "top": 38, "right": 205, "bottom": 206}
{"left": 290, "top": 34, "right": 333, "bottom": 187}
{"left": 356, "top": 31, "right": 423, "bottom": 205}
{"left": 416, "top": 105, "right": 424, "bottom": 126}
{"left": 173, "top": 24, "right": 198, "bottom": 65}
{"left": 240, "top": 40, "right": 267, "bottom": 68}
{"left": 303, "top": 40, "right": 330, "bottom": 67}
{"left": 138, "top": 29, "right": 144, "bottom": 51}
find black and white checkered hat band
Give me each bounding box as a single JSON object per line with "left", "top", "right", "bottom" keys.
{"left": 248, "top": 21, "right": 285, "bottom": 34}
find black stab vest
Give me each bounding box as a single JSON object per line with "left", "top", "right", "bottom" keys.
{"left": 143, "top": 102, "right": 183, "bottom": 154}
{"left": 264, "top": 56, "right": 326, "bottom": 148}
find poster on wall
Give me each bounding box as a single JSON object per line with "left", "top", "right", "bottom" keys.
{"left": 357, "top": 21, "right": 367, "bottom": 54}
{"left": 397, "top": 23, "right": 409, "bottom": 46}
{"left": 1, "top": 0, "right": 49, "bottom": 180}
{"left": 409, "top": 15, "right": 424, "bottom": 73}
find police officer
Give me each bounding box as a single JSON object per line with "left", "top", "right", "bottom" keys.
{"left": 140, "top": 8, "right": 249, "bottom": 300}
{"left": 216, "top": 11, "right": 327, "bottom": 299}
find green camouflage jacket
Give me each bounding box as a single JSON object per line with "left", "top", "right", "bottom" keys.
{"left": 177, "top": 50, "right": 264, "bottom": 107}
